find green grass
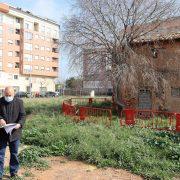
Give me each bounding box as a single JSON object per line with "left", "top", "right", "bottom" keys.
{"left": 19, "top": 98, "right": 180, "bottom": 180}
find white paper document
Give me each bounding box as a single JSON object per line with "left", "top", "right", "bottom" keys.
{"left": 0, "top": 123, "right": 17, "bottom": 135}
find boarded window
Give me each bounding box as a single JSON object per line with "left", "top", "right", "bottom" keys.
{"left": 138, "top": 89, "right": 152, "bottom": 109}
{"left": 171, "top": 87, "right": 180, "bottom": 97}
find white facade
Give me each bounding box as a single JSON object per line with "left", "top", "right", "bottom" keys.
{"left": 0, "top": 72, "right": 55, "bottom": 92}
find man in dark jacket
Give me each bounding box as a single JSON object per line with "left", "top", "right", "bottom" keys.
{"left": 0, "top": 87, "right": 26, "bottom": 179}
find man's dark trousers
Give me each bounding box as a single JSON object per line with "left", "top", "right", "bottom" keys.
{"left": 0, "top": 138, "right": 20, "bottom": 178}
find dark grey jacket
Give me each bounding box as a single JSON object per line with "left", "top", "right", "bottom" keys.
{"left": 0, "top": 97, "right": 26, "bottom": 142}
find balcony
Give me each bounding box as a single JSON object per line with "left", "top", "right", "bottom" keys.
{"left": 15, "top": 40, "right": 20, "bottom": 46}
{"left": 15, "top": 29, "right": 20, "bottom": 35}
{"left": 52, "top": 48, "right": 59, "bottom": 53}
{"left": 52, "top": 57, "right": 58, "bottom": 61}
{"left": 34, "top": 22, "right": 39, "bottom": 32}
{"left": 15, "top": 51, "right": 20, "bottom": 57}
{"left": 52, "top": 38, "right": 59, "bottom": 44}
{"left": 52, "top": 67, "right": 58, "bottom": 72}
{"left": 15, "top": 62, "right": 20, "bottom": 68}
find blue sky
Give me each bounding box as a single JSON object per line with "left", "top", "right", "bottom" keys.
{"left": 3, "top": 0, "right": 75, "bottom": 82}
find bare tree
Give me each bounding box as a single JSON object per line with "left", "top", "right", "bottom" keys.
{"left": 63, "top": 0, "right": 179, "bottom": 104}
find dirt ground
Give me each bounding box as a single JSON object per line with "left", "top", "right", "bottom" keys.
{"left": 4, "top": 149, "right": 143, "bottom": 180}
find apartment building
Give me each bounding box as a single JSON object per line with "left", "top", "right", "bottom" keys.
{"left": 0, "top": 3, "right": 59, "bottom": 95}
{"left": 83, "top": 49, "right": 112, "bottom": 95}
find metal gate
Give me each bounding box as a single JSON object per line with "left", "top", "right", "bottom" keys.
{"left": 138, "top": 89, "right": 152, "bottom": 109}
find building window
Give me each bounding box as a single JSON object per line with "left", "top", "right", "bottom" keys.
{"left": 46, "top": 67, "right": 50, "bottom": 71}
{"left": 34, "top": 65, "right": 39, "bottom": 70}
{"left": 46, "top": 27, "right": 51, "bottom": 35}
{"left": 6, "top": 16, "right": 14, "bottom": 25}
{"left": 34, "top": 55, "right": 39, "bottom": 60}
{"left": 8, "top": 63, "right": 13, "bottom": 68}
{"left": 52, "top": 57, "right": 58, "bottom": 61}
{"left": 8, "top": 51, "right": 13, "bottom": 57}
{"left": 35, "top": 34, "right": 39, "bottom": 39}
{"left": 24, "top": 43, "right": 32, "bottom": 51}
{"left": 53, "top": 38, "right": 59, "bottom": 44}
{"left": 14, "top": 75, "right": 18, "bottom": 80}
{"left": 40, "top": 25, "right": 45, "bottom": 33}
{"left": 40, "top": 56, "right": 45, "bottom": 60}
{"left": 52, "top": 48, "right": 58, "bottom": 53}
{"left": 0, "top": 38, "right": 2, "bottom": 45}
{"left": 53, "top": 30, "right": 58, "bottom": 37}
{"left": 15, "top": 40, "right": 20, "bottom": 46}
{"left": 8, "top": 40, "right": 13, "bottom": 45}
{"left": 46, "top": 47, "right": 50, "bottom": 51}
{"left": 16, "top": 17, "right": 20, "bottom": 23}
{"left": 151, "top": 48, "right": 158, "bottom": 58}
{"left": 25, "top": 32, "right": 33, "bottom": 40}
{"left": 25, "top": 22, "right": 29, "bottom": 29}
{"left": 171, "top": 87, "right": 180, "bottom": 97}
{"left": 47, "top": 57, "right": 50, "bottom": 61}
{"left": 40, "top": 46, "right": 45, "bottom": 51}
{"left": 4, "top": 16, "right": 14, "bottom": 26}
{"left": 24, "top": 64, "right": 32, "bottom": 71}
{"left": 34, "top": 22, "right": 39, "bottom": 31}
{"left": 8, "top": 74, "right": 13, "bottom": 80}
{"left": 8, "top": 28, "right": 14, "bottom": 34}
{"left": 52, "top": 67, "right": 58, "bottom": 72}
{"left": 0, "top": 61, "right": 2, "bottom": 70}
{"left": 40, "top": 36, "right": 45, "bottom": 40}
{"left": 41, "top": 66, "right": 45, "bottom": 70}
{"left": 34, "top": 45, "right": 39, "bottom": 50}
{"left": 0, "top": 26, "right": 2, "bottom": 34}
{"left": 24, "top": 54, "right": 33, "bottom": 61}
{"left": 24, "top": 21, "right": 33, "bottom": 30}
{"left": 0, "top": 50, "right": 2, "bottom": 57}
{"left": 15, "top": 62, "right": 19, "bottom": 68}
{"left": 0, "top": 14, "right": 3, "bottom": 23}
{"left": 15, "top": 51, "right": 20, "bottom": 57}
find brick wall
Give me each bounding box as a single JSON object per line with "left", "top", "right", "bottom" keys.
{"left": 135, "top": 39, "right": 180, "bottom": 112}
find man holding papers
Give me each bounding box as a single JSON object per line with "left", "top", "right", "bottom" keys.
{"left": 0, "top": 87, "right": 26, "bottom": 179}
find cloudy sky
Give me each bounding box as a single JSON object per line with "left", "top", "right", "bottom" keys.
{"left": 3, "top": 0, "right": 75, "bottom": 82}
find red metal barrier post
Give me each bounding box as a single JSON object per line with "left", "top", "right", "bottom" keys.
{"left": 89, "top": 98, "right": 93, "bottom": 105}
{"left": 62, "top": 102, "right": 65, "bottom": 114}
{"left": 79, "top": 107, "right": 86, "bottom": 120}
{"left": 176, "top": 113, "right": 180, "bottom": 132}
{"left": 124, "top": 109, "right": 136, "bottom": 125}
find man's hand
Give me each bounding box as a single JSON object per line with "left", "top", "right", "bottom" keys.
{"left": 14, "top": 123, "right": 21, "bottom": 129}
{"left": 0, "top": 119, "right": 6, "bottom": 126}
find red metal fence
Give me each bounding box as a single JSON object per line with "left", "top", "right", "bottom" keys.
{"left": 62, "top": 98, "right": 112, "bottom": 125}
{"left": 62, "top": 101, "right": 77, "bottom": 116}
{"left": 62, "top": 98, "right": 180, "bottom": 132}
{"left": 79, "top": 106, "right": 112, "bottom": 125}
{"left": 120, "top": 109, "right": 180, "bottom": 132}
